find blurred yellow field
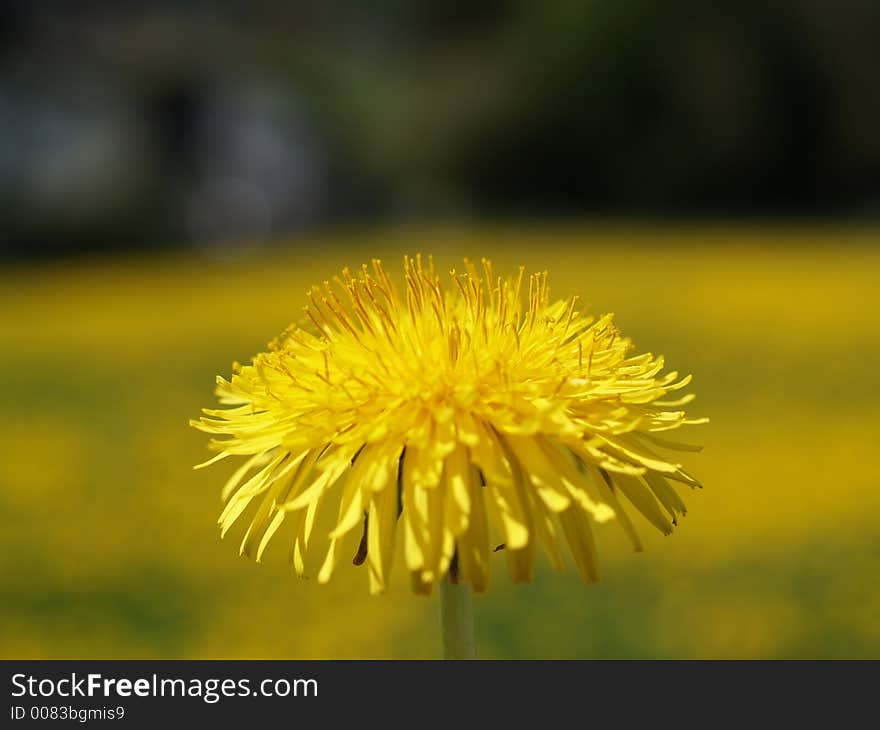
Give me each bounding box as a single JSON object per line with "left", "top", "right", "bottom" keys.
{"left": 1, "top": 224, "right": 878, "bottom": 658}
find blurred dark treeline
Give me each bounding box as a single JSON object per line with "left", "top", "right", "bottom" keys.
{"left": 1, "top": 1, "right": 878, "bottom": 259}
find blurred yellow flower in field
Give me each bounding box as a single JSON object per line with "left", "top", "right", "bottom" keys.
{"left": 192, "top": 256, "right": 706, "bottom": 595}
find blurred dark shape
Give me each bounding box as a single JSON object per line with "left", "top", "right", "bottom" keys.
{"left": 184, "top": 79, "right": 327, "bottom": 255}
{"left": 0, "top": 0, "right": 878, "bottom": 260}
{"left": 0, "top": 85, "right": 145, "bottom": 235}
{"left": 454, "top": 1, "right": 880, "bottom": 217}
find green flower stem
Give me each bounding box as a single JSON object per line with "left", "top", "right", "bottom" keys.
{"left": 439, "top": 576, "right": 476, "bottom": 659}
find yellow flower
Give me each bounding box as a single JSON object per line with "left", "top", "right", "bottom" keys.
{"left": 192, "top": 256, "right": 707, "bottom": 595}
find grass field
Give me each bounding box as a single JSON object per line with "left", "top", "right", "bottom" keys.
{"left": 1, "top": 223, "right": 878, "bottom": 658}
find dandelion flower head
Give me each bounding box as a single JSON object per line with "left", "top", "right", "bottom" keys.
{"left": 192, "top": 256, "right": 707, "bottom": 594}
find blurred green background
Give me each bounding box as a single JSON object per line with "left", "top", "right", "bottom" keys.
{"left": 2, "top": 1, "right": 879, "bottom": 258}
{"left": 1, "top": 3, "right": 879, "bottom": 658}
{"left": 2, "top": 226, "right": 878, "bottom": 658}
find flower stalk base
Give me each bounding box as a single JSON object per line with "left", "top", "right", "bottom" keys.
{"left": 439, "top": 576, "right": 476, "bottom": 660}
